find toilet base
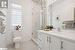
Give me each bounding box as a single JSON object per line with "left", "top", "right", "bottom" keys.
{"left": 13, "top": 37, "right": 21, "bottom": 48}
{"left": 15, "top": 42, "right": 21, "bottom": 48}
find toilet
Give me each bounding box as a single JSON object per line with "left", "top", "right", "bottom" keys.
{"left": 13, "top": 30, "right": 22, "bottom": 48}
{"left": 13, "top": 37, "right": 21, "bottom": 48}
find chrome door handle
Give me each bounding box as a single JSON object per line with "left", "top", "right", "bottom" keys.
{"left": 49, "top": 37, "right": 51, "bottom": 43}
{"left": 61, "top": 41, "right": 63, "bottom": 49}
{"left": 47, "top": 36, "right": 49, "bottom": 42}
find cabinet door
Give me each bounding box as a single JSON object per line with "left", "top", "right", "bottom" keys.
{"left": 37, "top": 33, "right": 43, "bottom": 49}
{"left": 51, "top": 36, "right": 61, "bottom": 50}
{"left": 43, "top": 34, "right": 50, "bottom": 50}
{"left": 37, "top": 33, "right": 46, "bottom": 50}
{"left": 62, "top": 40, "right": 75, "bottom": 50}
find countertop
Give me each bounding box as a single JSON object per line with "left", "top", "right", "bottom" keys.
{"left": 38, "top": 29, "right": 75, "bottom": 43}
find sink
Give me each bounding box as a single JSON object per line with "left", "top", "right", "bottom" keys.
{"left": 59, "top": 30, "right": 75, "bottom": 36}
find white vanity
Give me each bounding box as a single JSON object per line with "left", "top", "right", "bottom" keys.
{"left": 32, "top": 0, "right": 75, "bottom": 50}
{"left": 37, "top": 30, "right": 75, "bottom": 50}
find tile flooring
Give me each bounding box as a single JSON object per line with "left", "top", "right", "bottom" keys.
{"left": 8, "top": 40, "right": 38, "bottom": 50}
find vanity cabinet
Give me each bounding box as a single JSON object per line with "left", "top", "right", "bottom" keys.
{"left": 61, "top": 40, "right": 75, "bottom": 50}
{"left": 37, "top": 32, "right": 61, "bottom": 50}
{"left": 37, "top": 31, "right": 75, "bottom": 50}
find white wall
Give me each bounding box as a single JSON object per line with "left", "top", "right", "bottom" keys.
{"left": 32, "top": 2, "right": 41, "bottom": 31}
{"left": 32, "top": 1, "right": 41, "bottom": 39}
{"left": 52, "top": 0, "right": 75, "bottom": 28}
{"left": 22, "top": 0, "right": 32, "bottom": 41}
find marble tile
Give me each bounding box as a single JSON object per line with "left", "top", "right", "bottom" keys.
{"left": 8, "top": 40, "right": 38, "bottom": 50}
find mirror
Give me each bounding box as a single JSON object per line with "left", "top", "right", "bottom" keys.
{"left": 40, "top": 0, "right": 53, "bottom": 29}
{"left": 47, "top": 0, "right": 75, "bottom": 29}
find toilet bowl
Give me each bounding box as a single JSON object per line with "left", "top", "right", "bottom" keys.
{"left": 13, "top": 37, "right": 21, "bottom": 48}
